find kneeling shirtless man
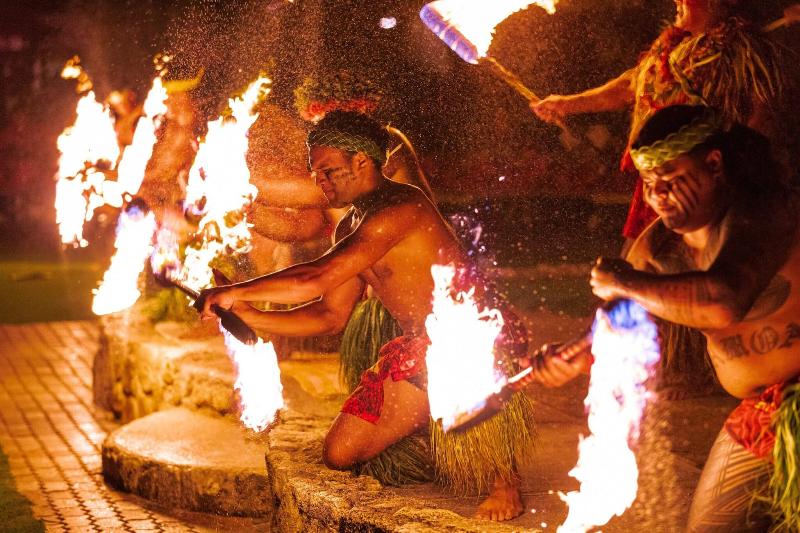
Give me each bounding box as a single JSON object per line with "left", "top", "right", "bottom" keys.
{"left": 198, "top": 110, "right": 533, "bottom": 521}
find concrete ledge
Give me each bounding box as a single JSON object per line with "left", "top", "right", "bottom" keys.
{"left": 265, "top": 410, "right": 530, "bottom": 533}
{"left": 102, "top": 408, "right": 272, "bottom": 517}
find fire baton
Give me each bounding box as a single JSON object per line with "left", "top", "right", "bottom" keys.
{"left": 447, "top": 299, "right": 635, "bottom": 433}
{"left": 420, "top": 1, "right": 581, "bottom": 149}
{"left": 153, "top": 270, "right": 258, "bottom": 346}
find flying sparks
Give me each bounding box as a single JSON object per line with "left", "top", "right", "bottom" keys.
{"left": 425, "top": 264, "right": 506, "bottom": 431}
{"left": 558, "top": 300, "right": 660, "bottom": 532}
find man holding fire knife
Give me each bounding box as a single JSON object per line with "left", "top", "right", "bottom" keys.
{"left": 527, "top": 104, "right": 800, "bottom": 532}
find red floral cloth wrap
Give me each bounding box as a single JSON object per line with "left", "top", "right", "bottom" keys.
{"left": 341, "top": 312, "right": 528, "bottom": 424}
{"left": 724, "top": 382, "right": 787, "bottom": 460}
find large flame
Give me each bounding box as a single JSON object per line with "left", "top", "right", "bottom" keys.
{"left": 178, "top": 75, "right": 281, "bottom": 431}
{"left": 54, "top": 90, "right": 120, "bottom": 247}
{"left": 222, "top": 332, "right": 284, "bottom": 432}
{"left": 116, "top": 77, "right": 169, "bottom": 196}
{"left": 92, "top": 205, "right": 157, "bottom": 315}
{"left": 55, "top": 68, "right": 167, "bottom": 248}
{"left": 425, "top": 264, "right": 506, "bottom": 430}
{"left": 181, "top": 76, "right": 270, "bottom": 289}
{"left": 420, "top": 0, "right": 558, "bottom": 63}
{"left": 558, "top": 300, "right": 660, "bottom": 532}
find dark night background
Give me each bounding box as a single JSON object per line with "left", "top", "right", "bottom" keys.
{"left": 0, "top": 0, "right": 795, "bottom": 266}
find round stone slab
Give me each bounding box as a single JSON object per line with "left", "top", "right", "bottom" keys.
{"left": 102, "top": 408, "right": 271, "bottom": 517}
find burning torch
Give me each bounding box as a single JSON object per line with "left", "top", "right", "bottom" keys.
{"left": 149, "top": 225, "right": 258, "bottom": 346}
{"left": 446, "top": 299, "right": 643, "bottom": 433}
{"left": 420, "top": 0, "right": 580, "bottom": 149}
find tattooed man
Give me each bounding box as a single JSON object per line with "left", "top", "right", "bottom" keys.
{"left": 530, "top": 105, "right": 800, "bottom": 531}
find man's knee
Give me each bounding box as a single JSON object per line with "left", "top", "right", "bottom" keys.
{"left": 322, "top": 432, "right": 358, "bottom": 470}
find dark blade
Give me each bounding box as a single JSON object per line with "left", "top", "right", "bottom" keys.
{"left": 152, "top": 271, "right": 258, "bottom": 346}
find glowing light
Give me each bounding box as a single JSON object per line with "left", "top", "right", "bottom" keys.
{"left": 92, "top": 206, "right": 157, "bottom": 315}
{"left": 380, "top": 16, "right": 397, "bottom": 29}
{"left": 425, "top": 264, "right": 506, "bottom": 431}
{"left": 222, "top": 332, "right": 284, "bottom": 432}
{"left": 116, "top": 77, "right": 168, "bottom": 196}
{"left": 420, "top": 0, "right": 558, "bottom": 63}
{"left": 558, "top": 300, "right": 660, "bottom": 532}
{"left": 150, "top": 226, "right": 182, "bottom": 282}
{"left": 181, "top": 76, "right": 270, "bottom": 289}
{"left": 54, "top": 91, "right": 120, "bottom": 247}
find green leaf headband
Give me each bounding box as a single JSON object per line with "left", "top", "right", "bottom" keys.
{"left": 631, "top": 112, "right": 722, "bottom": 171}
{"left": 307, "top": 128, "right": 386, "bottom": 163}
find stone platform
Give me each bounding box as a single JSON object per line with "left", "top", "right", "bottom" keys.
{"left": 102, "top": 409, "right": 271, "bottom": 517}
{"left": 96, "top": 309, "right": 739, "bottom": 531}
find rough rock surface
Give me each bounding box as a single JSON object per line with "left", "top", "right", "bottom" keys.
{"left": 102, "top": 408, "right": 272, "bottom": 517}
{"left": 96, "top": 305, "right": 737, "bottom": 531}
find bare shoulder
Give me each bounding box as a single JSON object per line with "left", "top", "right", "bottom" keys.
{"left": 626, "top": 219, "right": 676, "bottom": 271}
{"left": 369, "top": 180, "right": 432, "bottom": 216}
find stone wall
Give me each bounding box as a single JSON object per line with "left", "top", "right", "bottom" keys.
{"left": 93, "top": 306, "right": 236, "bottom": 423}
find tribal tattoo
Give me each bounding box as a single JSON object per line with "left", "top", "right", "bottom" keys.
{"left": 719, "top": 322, "right": 800, "bottom": 360}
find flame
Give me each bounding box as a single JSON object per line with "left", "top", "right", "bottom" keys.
{"left": 177, "top": 75, "right": 281, "bottom": 430}
{"left": 425, "top": 264, "right": 506, "bottom": 430}
{"left": 54, "top": 91, "right": 120, "bottom": 247}
{"left": 150, "top": 226, "right": 182, "bottom": 281}
{"left": 222, "top": 332, "right": 284, "bottom": 432}
{"left": 91, "top": 205, "right": 157, "bottom": 315}
{"left": 558, "top": 300, "right": 660, "bottom": 532}
{"left": 54, "top": 70, "right": 166, "bottom": 248}
{"left": 421, "top": 0, "right": 558, "bottom": 63}
{"left": 116, "top": 77, "right": 169, "bottom": 196}
{"left": 181, "top": 76, "right": 270, "bottom": 289}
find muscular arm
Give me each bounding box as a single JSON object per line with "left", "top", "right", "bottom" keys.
{"left": 600, "top": 198, "right": 797, "bottom": 329}
{"left": 201, "top": 198, "right": 422, "bottom": 310}
{"left": 564, "top": 69, "right": 636, "bottom": 113}
{"left": 232, "top": 276, "right": 364, "bottom": 337}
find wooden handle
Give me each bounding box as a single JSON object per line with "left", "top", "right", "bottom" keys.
{"left": 481, "top": 56, "right": 581, "bottom": 148}
{"left": 212, "top": 305, "right": 258, "bottom": 346}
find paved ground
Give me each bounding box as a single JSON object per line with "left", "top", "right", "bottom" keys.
{"left": 0, "top": 321, "right": 270, "bottom": 532}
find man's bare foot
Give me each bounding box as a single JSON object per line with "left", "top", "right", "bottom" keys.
{"left": 475, "top": 476, "right": 524, "bottom": 522}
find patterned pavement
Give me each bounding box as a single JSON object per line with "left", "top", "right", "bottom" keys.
{"left": 0, "top": 321, "right": 270, "bottom": 532}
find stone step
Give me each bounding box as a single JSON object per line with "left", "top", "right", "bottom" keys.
{"left": 102, "top": 408, "right": 272, "bottom": 517}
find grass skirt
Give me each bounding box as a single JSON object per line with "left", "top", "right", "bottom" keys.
{"left": 339, "top": 297, "right": 536, "bottom": 493}
{"left": 763, "top": 382, "right": 800, "bottom": 531}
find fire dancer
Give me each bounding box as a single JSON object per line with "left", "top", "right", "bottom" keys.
{"left": 530, "top": 104, "right": 800, "bottom": 531}
{"left": 530, "top": 0, "right": 784, "bottom": 242}
{"left": 294, "top": 71, "right": 436, "bottom": 417}
{"left": 198, "top": 110, "right": 535, "bottom": 521}
{"left": 535, "top": 0, "right": 786, "bottom": 399}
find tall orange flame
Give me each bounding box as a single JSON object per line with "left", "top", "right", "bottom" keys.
{"left": 92, "top": 205, "right": 156, "bottom": 315}
{"left": 425, "top": 264, "right": 506, "bottom": 431}
{"left": 181, "top": 76, "right": 270, "bottom": 289}
{"left": 54, "top": 90, "right": 119, "bottom": 247}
